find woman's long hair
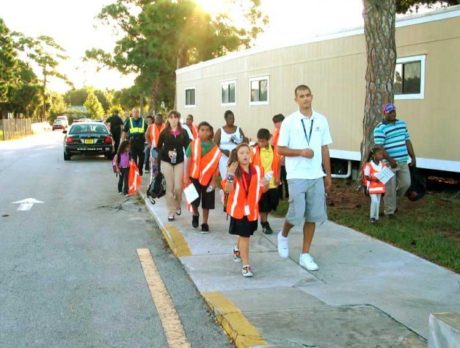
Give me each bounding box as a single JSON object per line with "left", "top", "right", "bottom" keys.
{"left": 117, "top": 140, "right": 130, "bottom": 156}
{"left": 164, "top": 110, "right": 183, "bottom": 132}
{"left": 227, "top": 143, "right": 251, "bottom": 178}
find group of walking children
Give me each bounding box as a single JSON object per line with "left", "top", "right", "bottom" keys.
{"left": 112, "top": 110, "right": 282, "bottom": 278}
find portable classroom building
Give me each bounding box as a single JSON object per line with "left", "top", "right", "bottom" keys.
{"left": 176, "top": 6, "right": 460, "bottom": 173}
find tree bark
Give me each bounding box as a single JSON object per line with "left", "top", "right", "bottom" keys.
{"left": 148, "top": 76, "right": 160, "bottom": 113}
{"left": 361, "top": 0, "right": 396, "bottom": 164}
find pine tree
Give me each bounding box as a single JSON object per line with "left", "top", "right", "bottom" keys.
{"left": 84, "top": 92, "right": 104, "bottom": 119}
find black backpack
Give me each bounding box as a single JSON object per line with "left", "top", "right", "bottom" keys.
{"left": 147, "top": 172, "right": 166, "bottom": 204}
{"left": 406, "top": 166, "right": 426, "bottom": 201}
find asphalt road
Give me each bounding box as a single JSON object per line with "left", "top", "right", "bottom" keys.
{"left": 0, "top": 131, "right": 231, "bottom": 348}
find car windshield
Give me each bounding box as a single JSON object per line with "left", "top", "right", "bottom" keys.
{"left": 70, "top": 124, "right": 109, "bottom": 135}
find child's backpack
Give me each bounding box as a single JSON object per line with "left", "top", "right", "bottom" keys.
{"left": 146, "top": 172, "right": 166, "bottom": 204}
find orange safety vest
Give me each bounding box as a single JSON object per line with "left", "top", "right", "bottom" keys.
{"left": 189, "top": 139, "right": 222, "bottom": 186}
{"left": 190, "top": 123, "right": 198, "bottom": 139}
{"left": 224, "top": 165, "right": 263, "bottom": 221}
{"left": 363, "top": 162, "right": 386, "bottom": 194}
{"left": 128, "top": 161, "right": 142, "bottom": 195}
{"left": 250, "top": 145, "right": 281, "bottom": 182}
{"left": 147, "top": 124, "right": 165, "bottom": 148}
{"left": 271, "top": 128, "right": 280, "bottom": 149}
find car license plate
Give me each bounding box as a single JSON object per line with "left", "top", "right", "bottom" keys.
{"left": 84, "top": 139, "right": 95, "bottom": 144}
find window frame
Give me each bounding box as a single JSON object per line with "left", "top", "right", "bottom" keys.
{"left": 249, "top": 76, "right": 270, "bottom": 105}
{"left": 394, "top": 55, "right": 426, "bottom": 100}
{"left": 221, "top": 80, "right": 237, "bottom": 106}
{"left": 185, "top": 87, "right": 196, "bottom": 108}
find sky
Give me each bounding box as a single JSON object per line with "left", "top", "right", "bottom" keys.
{"left": 0, "top": 0, "right": 366, "bottom": 93}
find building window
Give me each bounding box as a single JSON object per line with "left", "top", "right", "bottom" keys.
{"left": 221, "top": 81, "right": 236, "bottom": 105}
{"left": 394, "top": 55, "right": 425, "bottom": 100}
{"left": 249, "top": 76, "right": 269, "bottom": 104}
{"left": 185, "top": 88, "right": 195, "bottom": 106}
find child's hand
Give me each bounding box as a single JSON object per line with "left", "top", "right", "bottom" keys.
{"left": 183, "top": 176, "right": 191, "bottom": 186}
{"left": 227, "top": 162, "right": 238, "bottom": 175}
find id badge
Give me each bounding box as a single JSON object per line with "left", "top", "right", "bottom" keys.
{"left": 244, "top": 204, "right": 250, "bottom": 216}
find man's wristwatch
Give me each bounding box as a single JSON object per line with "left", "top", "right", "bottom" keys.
{"left": 227, "top": 174, "right": 235, "bottom": 183}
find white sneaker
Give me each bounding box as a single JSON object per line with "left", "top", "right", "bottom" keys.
{"left": 299, "top": 253, "right": 319, "bottom": 271}
{"left": 277, "top": 232, "right": 289, "bottom": 258}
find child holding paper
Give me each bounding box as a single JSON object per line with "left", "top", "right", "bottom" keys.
{"left": 184, "top": 122, "right": 222, "bottom": 233}
{"left": 363, "top": 146, "right": 387, "bottom": 223}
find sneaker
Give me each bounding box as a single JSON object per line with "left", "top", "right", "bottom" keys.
{"left": 299, "top": 253, "right": 319, "bottom": 271}
{"left": 168, "top": 214, "right": 175, "bottom": 221}
{"left": 232, "top": 246, "right": 241, "bottom": 262}
{"left": 176, "top": 208, "right": 182, "bottom": 216}
{"left": 370, "top": 218, "right": 377, "bottom": 224}
{"left": 192, "top": 214, "right": 199, "bottom": 228}
{"left": 201, "top": 223, "right": 209, "bottom": 233}
{"left": 145, "top": 169, "right": 150, "bottom": 173}
{"left": 242, "top": 265, "right": 253, "bottom": 277}
{"left": 262, "top": 222, "right": 273, "bottom": 235}
{"left": 277, "top": 232, "right": 289, "bottom": 258}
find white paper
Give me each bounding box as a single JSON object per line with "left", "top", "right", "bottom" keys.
{"left": 375, "top": 167, "right": 395, "bottom": 184}
{"left": 183, "top": 183, "right": 199, "bottom": 204}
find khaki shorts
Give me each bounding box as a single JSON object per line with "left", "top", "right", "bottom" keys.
{"left": 286, "top": 178, "right": 327, "bottom": 225}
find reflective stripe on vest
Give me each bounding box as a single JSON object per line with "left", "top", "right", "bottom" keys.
{"left": 190, "top": 139, "right": 222, "bottom": 186}
{"left": 251, "top": 146, "right": 280, "bottom": 182}
{"left": 364, "top": 162, "right": 386, "bottom": 194}
{"left": 227, "top": 165, "right": 262, "bottom": 221}
{"left": 129, "top": 118, "right": 145, "bottom": 135}
{"left": 149, "top": 124, "right": 164, "bottom": 147}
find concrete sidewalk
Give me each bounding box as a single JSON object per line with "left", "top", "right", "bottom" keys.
{"left": 140, "top": 187, "right": 460, "bottom": 347}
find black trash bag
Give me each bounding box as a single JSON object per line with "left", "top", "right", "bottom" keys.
{"left": 406, "top": 166, "right": 426, "bottom": 201}
{"left": 147, "top": 172, "right": 166, "bottom": 202}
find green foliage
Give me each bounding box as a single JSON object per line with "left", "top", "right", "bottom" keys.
{"left": 94, "top": 89, "right": 113, "bottom": 113}
{"left": 48, "top": 92, "right": 68, "bottom": 119}
{"left": 65, "top": 88, "right": 89, "bottom": 106}
{"left": 86, "top": 0, "right": 268, "bottom": 111}
{"left": 84, "top": 92, "right": 105, "bottom": 119}
{"left": 0, "top": 18, "right": 20, "bottom": 105}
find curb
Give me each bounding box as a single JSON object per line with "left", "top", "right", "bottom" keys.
{"left": 139, "top": 191, "right": 268, "bottom": 348}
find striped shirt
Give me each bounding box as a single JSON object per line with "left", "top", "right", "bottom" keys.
{"left": 373, "top": 120, "right": 410, "bottom": 163}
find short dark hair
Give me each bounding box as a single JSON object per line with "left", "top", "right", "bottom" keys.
{"left": 257, "top": 128, "right": 270, "bottom": 140}
{"left": 146, "top": 115, "right": 154, "bottom": 120}
{"left": 198, "top": 121, "right": 212, "bottom": 130}
{"left": 187, "top": 114, "right": 193, "bottom": 120}
{"left": 272, "top": 113, "right": 285, "bottom": 123}
{"left": 224, "top": 110, "right": 234, "bottom": 119}
{"left": 294, "top": 84, "right": 312, "bottom": 96}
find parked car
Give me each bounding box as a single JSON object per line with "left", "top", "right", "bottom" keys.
{"left": 63, "top": 122, "right": 113, "bottom": 161}
{"left": 52, "top": 119, "right": 68, "bottom": 131}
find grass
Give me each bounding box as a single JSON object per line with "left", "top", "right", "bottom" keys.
{"left": 273, "top": 180, "right": 460, "bottom": 273}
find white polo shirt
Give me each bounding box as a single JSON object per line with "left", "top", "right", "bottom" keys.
{"left": 278, "top": 109, "right": 333, "bottom": 180}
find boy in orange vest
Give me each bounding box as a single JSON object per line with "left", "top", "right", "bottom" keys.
{"left": 251, "top": 128, "right": 281, "bottom": 234}
{"left": 146, "top": 113, "right": 165, "bottom": 179}
{"left": 184, "top": 122, "right": 222, "bottom": 233}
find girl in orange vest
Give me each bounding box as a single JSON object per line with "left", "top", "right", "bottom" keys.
{"left": 184, "top": 122, "right": 222, "bottom": 233}
{"left": 251, "top": 128, "right": 281, "bottom": 235}
{"left": 223, "top": 143, "right": 268, "bottom": 277}
{"left": 363, "top": 146, "right": 387, "bottom": 223}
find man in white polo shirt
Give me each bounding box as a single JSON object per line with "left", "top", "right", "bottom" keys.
{"left": 277, "top": 84, "right": 332, "bottom": 271}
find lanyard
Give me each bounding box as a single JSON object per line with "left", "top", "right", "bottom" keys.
{"left": 240, "top": 168, "right": 251, "bottom": 198}
{"left": 301, "top": 118, "right": 314, "bottom": 146}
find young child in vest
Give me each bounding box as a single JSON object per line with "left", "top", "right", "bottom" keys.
{"left": 113, "top": 140, "right": 131, "bottom": 196}
{"left": 363, "top": 146, "right": 386, "bottom": 223}
{"left": 251, "top": 128, "right": 281, "bottom": 234}
{"left": 223, "top": 143, "right": 267, "bottom": 277}
{"left": 184, "top": 122, "right": 222, "bottom": 233}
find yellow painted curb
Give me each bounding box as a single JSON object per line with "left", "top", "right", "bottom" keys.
{"left": 203, "top": 292, "right": 268, "bottom": 348}
{"left": 162, "top": 224, "right": 192, "bottom": 257}
{"left": 140, "top": 191, "right": 192, "bottom": 257}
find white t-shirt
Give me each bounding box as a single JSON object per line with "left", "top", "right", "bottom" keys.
{"left": 278, "top": 109, "right": 333, "bottom": 180}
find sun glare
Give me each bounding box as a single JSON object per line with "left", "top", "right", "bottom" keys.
{"left": 194, "top": 0, "right": 228, "bottom": 16}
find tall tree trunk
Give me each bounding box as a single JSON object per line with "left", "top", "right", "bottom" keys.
{"left": 149, "top": 76, "right": 160, "bottom": 113}
{"left": 41, "top": 69, "right": 47, "bottom": 122}
{"left": 361, "top": 0, "right": 396, "bottom": 165}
